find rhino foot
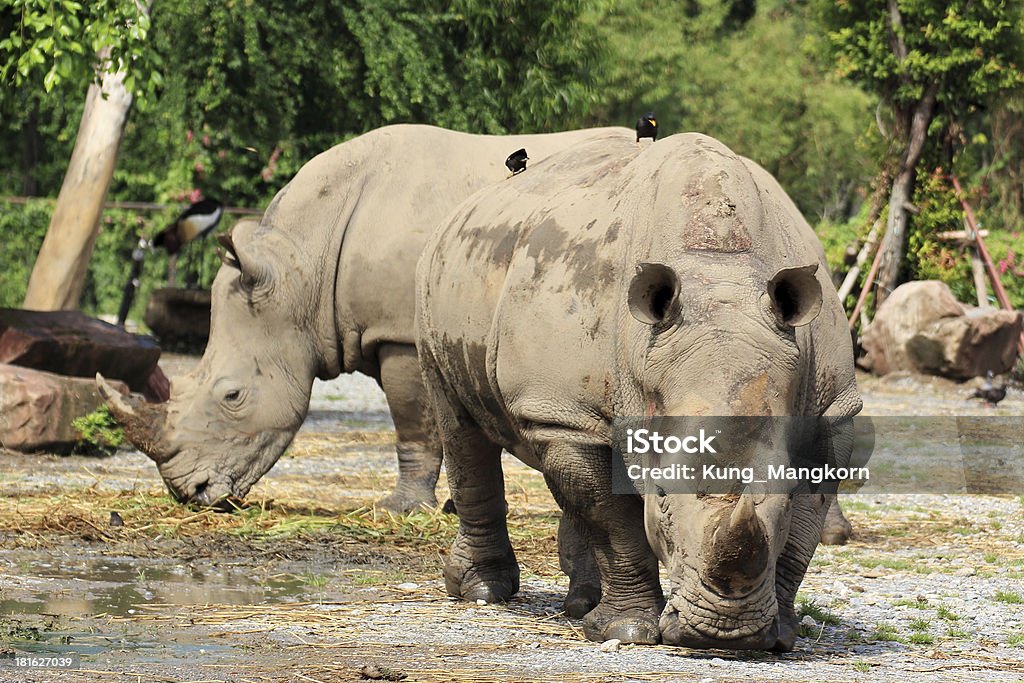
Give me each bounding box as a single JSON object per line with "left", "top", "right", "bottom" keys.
{"left": 820, "top": 498, "right": 852, "bottom": 546}
{"left": 443, "top": 542, "right": 519, "bottom": 604}
{"left": 582, "top": 605, "right": 661, "bottom": 645}
{"left": 377, "top": 486, "right": 438, "bottom": 514}
{"left": 564, "top": 581, "right": 601, "bottom": 619}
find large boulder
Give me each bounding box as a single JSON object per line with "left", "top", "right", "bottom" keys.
{"left": 860, "top": 281, "right": 1022, "bottom": 379}
{"left": 0, "top": 364, "right": 128, "bottom": 452}
{"left": 0, "top": 308, "right": 160, "bottom": 392}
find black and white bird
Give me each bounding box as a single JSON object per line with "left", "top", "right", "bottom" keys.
{"left": 505, "top": 148, "right": 529, "bottom": 177}
{"left": 636, "top": 111, "right": 658, "bottom": 143}
{"left": 969, "top": 371, "right": 1007, "bottom": 406}
{"left": 153, "top": 198, "right": 224, "bottom": 255}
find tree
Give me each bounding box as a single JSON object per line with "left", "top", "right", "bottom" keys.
{"left": 818, "top": 0, "right": 1024, "bottom": 304}
{"left": 585, "top": 0, "right": 878, "bottom": 220}
{"left": 1, "top": 0, "right": 159, "bottom": 310}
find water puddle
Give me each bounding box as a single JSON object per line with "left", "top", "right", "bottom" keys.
{"left": 1, "top": 554, "right": 316, "bottom": 663}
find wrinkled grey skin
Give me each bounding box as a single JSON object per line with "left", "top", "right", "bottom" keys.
{"left": 99, "top": 124, "right": 631, "bottom": 512}
{"left": 416, "top": 132, "right": 862, "bottom": 650}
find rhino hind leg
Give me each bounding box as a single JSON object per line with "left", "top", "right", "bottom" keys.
{"left": 544, "top": 442, "right": 663, "bottom": 644}
{"left": 820, "top": 497, "right": 852, "bottom": 545}
{"left": 377, "top": 344, "right": 443, "bottom": 513}
{"left": 557, "top": 513, "right": 601, "bottom": 618}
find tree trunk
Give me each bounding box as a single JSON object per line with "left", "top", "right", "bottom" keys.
{"left": 22, "top": 48, "right": 139, "bottom": 311}
{"left": 875, "top": 82, "right": 938, "bottom": 307}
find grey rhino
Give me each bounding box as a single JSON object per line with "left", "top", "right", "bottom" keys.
{"left": 98, "top": 124, "right": 630, "bottom": 511}
{"left": 416, "top": 132, "right": 862, "bottom": 650}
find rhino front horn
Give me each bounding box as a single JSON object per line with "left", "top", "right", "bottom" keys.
{"left": 706, "top": 488, "right": 770, "bottom": 593}
{"left": 96, "top": 373, "right": 171, "bottom": 463}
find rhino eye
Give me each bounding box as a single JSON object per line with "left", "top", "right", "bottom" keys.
{"left": 222, "top": 389, "right": 243, "bottom": 404}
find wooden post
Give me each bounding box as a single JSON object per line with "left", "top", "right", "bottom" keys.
{"left": 949, "top": 174, "right": 1024, "bottom": 355}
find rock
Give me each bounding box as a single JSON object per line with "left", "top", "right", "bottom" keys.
{"left": 475, "top": 599, "right": 487, "bottom": 606}
{"left": 955, "top": 567, "right": 977, "bottom": 577}
{"left": 800, "top": 615, "right": 818, "bottom": 629}
{"left": 832, "top": 580, "right": 852, "bottom": 598}
{"left": 144, "top": 288, "right": 212, "bottom": 348}
{"left": 599, "top": 638, "right": 621, "bottom": 652}
{"left": 395, "top": 582, "right": 419, "bottom": 591}
{"left": 860, "top": 281, "right": 1022, "bottom": 379}
{"left": 0, "top": 308, "right": 160, "bottom": 392}
{"left": 0, "top": 364, "right": 129, "bottom": 452}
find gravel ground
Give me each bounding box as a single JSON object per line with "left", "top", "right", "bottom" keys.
{"left": 1, "top": 356, "right": 1023, "bottom": 682}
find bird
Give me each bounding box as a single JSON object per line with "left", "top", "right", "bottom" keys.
{"left": 969, "top": 371, "right": 1007, "bottom": 406}
{"left": 153, "top": 198, "right": 224, "bottom": 255}
{"left": 505, "top": 148, "right": 529, "bottom": 177}
{"left": 636, "top": 111, "right": 658, "bottom": 143}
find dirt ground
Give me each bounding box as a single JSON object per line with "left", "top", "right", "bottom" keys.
{"left": 1, "top": 360, "right": 1023, "bottom": 682}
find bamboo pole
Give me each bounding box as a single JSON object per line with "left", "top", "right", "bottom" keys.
{"left": 949, "top": 174, "right": 1024, "bottom": 355}
{"left": 837, "top": 218, "right": 883, "bottom": 303}
{"left": 848, "top": 225, "right": 887, "bottom": 330}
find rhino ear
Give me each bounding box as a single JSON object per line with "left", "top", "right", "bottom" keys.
{"left": 628, "top": 263, "right": 680, "bottom": 325}
{"left": 216, "top": 225, "right": 274, "bottom": 295}
{"left": 767, "top": 264, "right": 822, "bottom": 327}
{"left": 216, "top": 232, "right": 241, "bottom": 270}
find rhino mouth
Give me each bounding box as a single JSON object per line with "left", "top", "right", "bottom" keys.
{"left": 158, "top": 430, "right": 296, "bottom": 509}
{"left": 658, "top": 581, "right": 781, "bottom": 650}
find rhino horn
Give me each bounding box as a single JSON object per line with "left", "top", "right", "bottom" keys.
{"left": 96, "top": 373, "right": 173, "bottom": 464}
{"left": 706, "top": 488, "right": 770, "bottom": 591}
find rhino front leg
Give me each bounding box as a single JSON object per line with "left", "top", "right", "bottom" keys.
{"left": 377, "top": 344, "right": 443, "bottom": 513}
{"left": 544, "top": 442, "right": 663, "bottom": 644}
{"left": 775, "top": 492, "right": 833, "bottom": 651}
{"left": 420, "top": 353, "right": 518, "bottom": 602}
{"left": 558, "top": 513, "right": 601, "bottom": 618}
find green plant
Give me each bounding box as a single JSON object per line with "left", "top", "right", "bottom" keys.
{"left": 870, "top": 623, "right": 899, "bottom": 642}
{"left": 797, "top": 596, "right": 841, "bottom": 626}
{"left": 908, "top": 632, "right": 935, "bottom": 645}
{"left": 909, "top": 618, "right": 931, "bottom": 631}
{"left": 936, "top": 606, "right": 960, "bottom": 622}
{"left": 71, "top": 405, "right": 124, "bottom": 456}
{"left": 994, "top": 590, "right": 1024, "bottom": 604}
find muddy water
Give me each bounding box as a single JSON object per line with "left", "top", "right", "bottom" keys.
{"left": 0, "top": 550, "right": 313, "bottom": 672}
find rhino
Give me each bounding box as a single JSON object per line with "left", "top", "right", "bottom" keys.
{"left": 416, "top": 132, "right": 863, "bottom": 649}
{"left": 98, "top": 124, "right": 631, "bottom": 511}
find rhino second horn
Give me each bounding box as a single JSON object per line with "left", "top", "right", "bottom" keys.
{"left": 705, "top": 489, "right": 770, "bottom": 593}
{"left": 95, "top": 373, "right": 171, "bottom": 464}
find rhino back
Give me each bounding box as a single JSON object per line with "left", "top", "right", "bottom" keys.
{"left": 322, "top": 125, "right": 631, "bottom": 371}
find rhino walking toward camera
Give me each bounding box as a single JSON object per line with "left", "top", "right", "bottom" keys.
{"left": 416, "top": 132, "right": 862, "bottom": 649}
{"left": 98, "top": 124, "right": 631, "bottom": 511}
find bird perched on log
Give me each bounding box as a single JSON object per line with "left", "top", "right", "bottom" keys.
{"left": 153, "top": 198, "right": 224, "bottom": 255}
{"left": 636, "top": 111, "right": 658, "bottom": 143}
{"left": 969, "top": 371, "right": 1007, "bottom": 406}
{"left": 505, "top": 148, "right": 529, "bottom": 177}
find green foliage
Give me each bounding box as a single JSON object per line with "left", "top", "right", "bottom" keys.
{"left": 587, "top": 0, "right": 880, "bottom": 219}
{"left": 819, "top": 0, "right": 1024, "bottom": 111}
{"left": 0, "top": 199, "right": 49, "bottom": 307}
{"left": 908, "top": 172, "right": 1024, "bottom": 308}
{"left": 0, "top": 199, "right": 228, "bottom": 319}
{"left": 71, "top": 405, "right": 124, "bottom": 455}
{"left": 0, "top": 0, "right": 161, "bottom": 97}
